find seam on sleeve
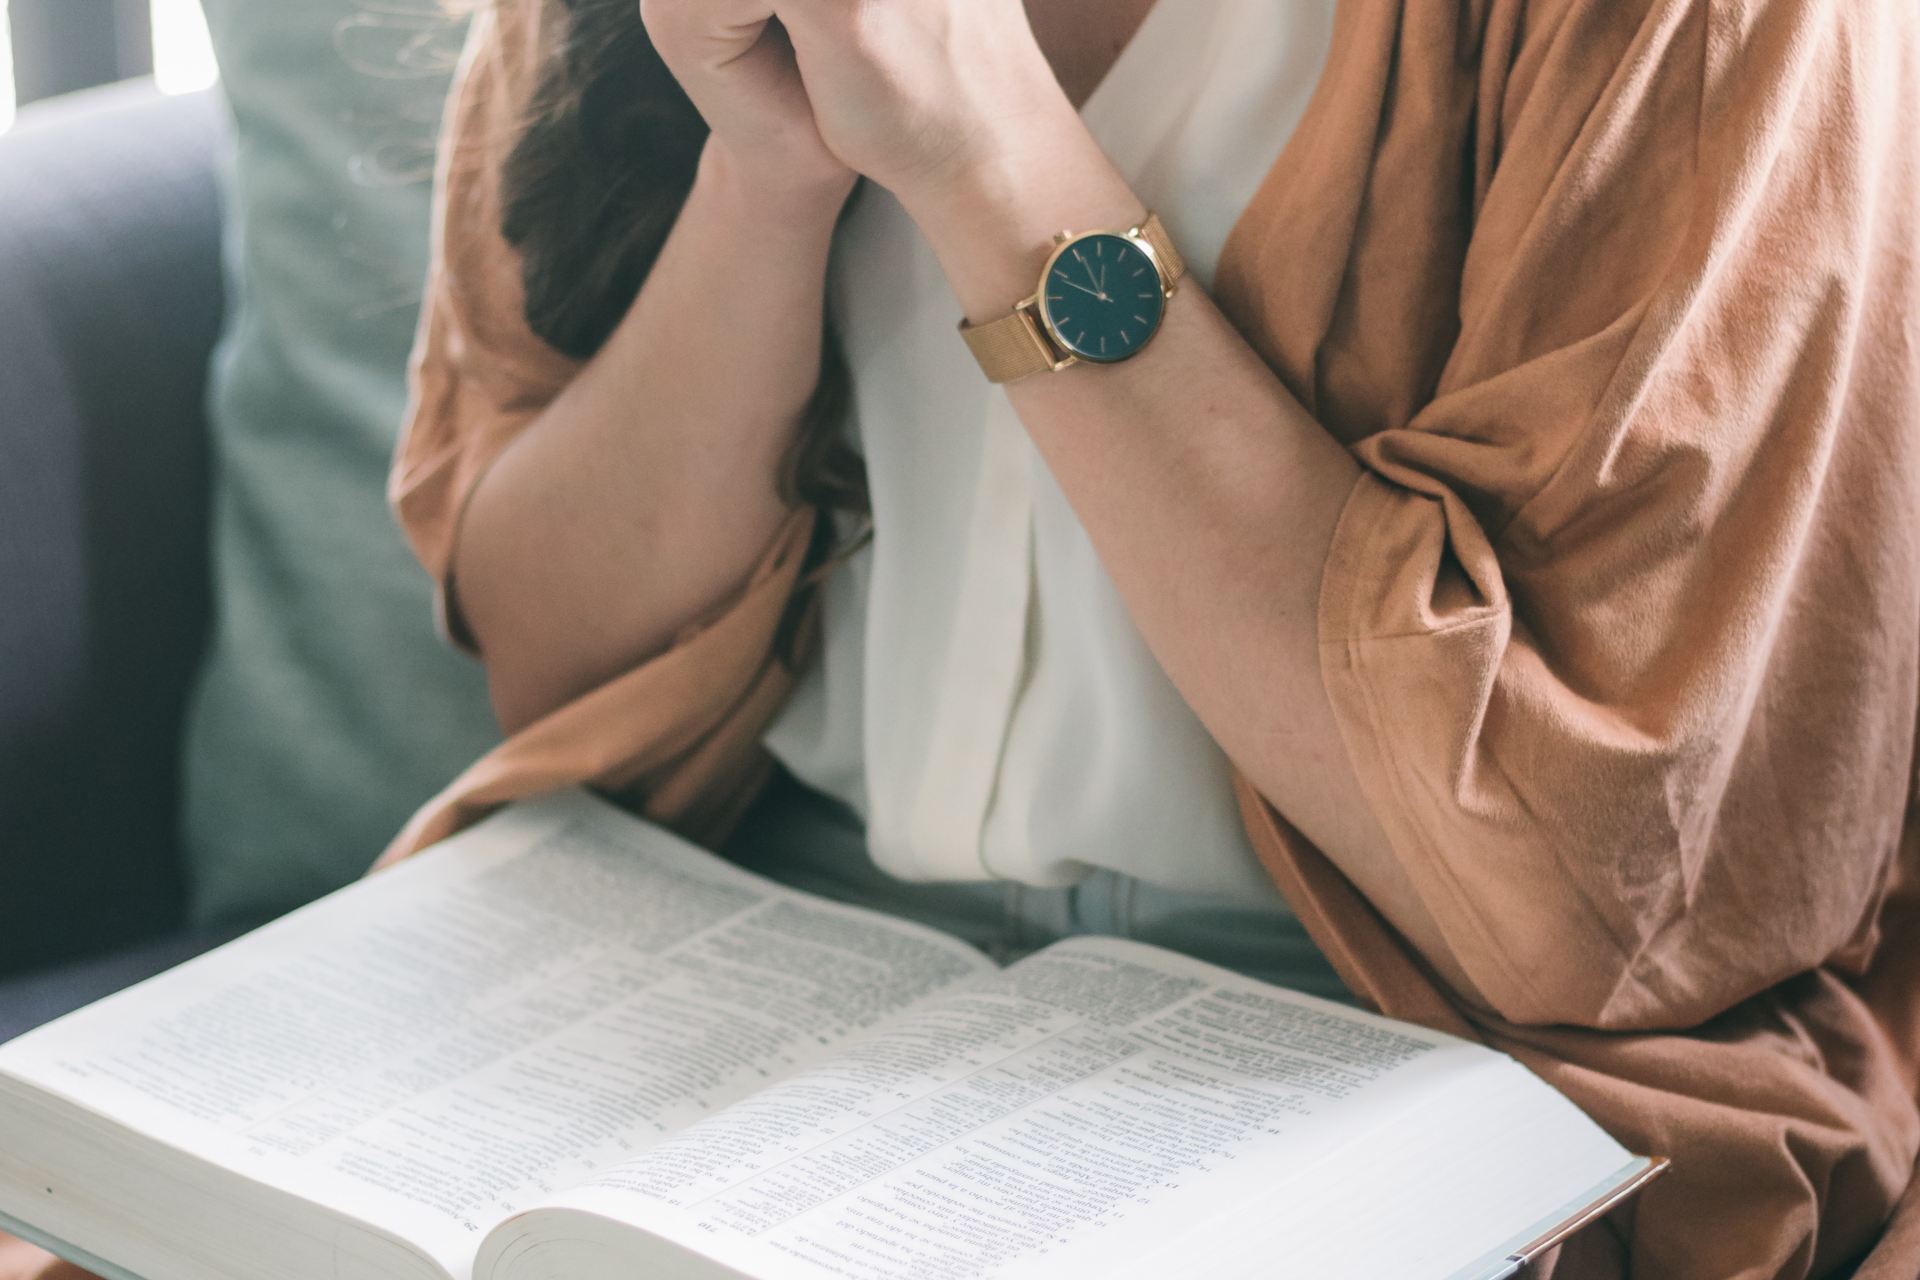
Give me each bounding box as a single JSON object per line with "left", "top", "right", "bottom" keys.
{"left": 1317, "top": 472, "right": 1503, "bottom": 644}
{"left": 435, "top": 425, "right": 529, "bottom": 658}
{"left": 1341, "top": 631, "right": 1555, "bottom": 1021}
{"left": 1318, "top": 473, "right": 1557, "bottom": 1019}
{"left": 1475, "top": 717, "right": 1644, "bottom": 979}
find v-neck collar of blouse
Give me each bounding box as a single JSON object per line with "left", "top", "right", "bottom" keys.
{"left": 1076, "top": 0, "right": 1232, "bottom": 180}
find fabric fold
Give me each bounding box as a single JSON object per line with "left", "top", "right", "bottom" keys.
{"left": 380, "top": 0, "right": 1920, "bottom": 1274}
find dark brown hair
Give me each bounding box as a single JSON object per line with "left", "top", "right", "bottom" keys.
{"left": 496, "top": 0, "right": 870, "bottom": 665}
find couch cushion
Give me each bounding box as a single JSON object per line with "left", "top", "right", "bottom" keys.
{"left": 182, "top": 1, "right": 500, "bottom": 924}
{"left": 0, "top": 84, "right": 224, "bottom": 974}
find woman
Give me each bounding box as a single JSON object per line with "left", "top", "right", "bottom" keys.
{"left": 5, "top": 0, "right": 1916, "bottom": 1277}
{"left": 380, "top": 0, "right": 1920, "bottom": 1274}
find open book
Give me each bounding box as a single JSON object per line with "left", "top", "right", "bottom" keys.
{"left": 0, "top": 790, "right": 1663, "bottom": 1280}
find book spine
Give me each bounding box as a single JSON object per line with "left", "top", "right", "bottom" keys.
{"left": 1503, "top": 1157, "right": 1670, "bottom": 1272}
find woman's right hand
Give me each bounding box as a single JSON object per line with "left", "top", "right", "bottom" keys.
{"left": 638, "top": 0, "right": 852, "bottom": 198}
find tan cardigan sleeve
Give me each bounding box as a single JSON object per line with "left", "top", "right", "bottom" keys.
{"left": 381, "top": 0, "right": 817, "bottom": 863}
{"left": 1304, "top": 0, "right": 1918, "bottom": 1032}
{"left": 389, "top": 0, "right": 578, "bottom": 651}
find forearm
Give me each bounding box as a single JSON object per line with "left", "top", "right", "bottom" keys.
{"left": 456, "top": 140, "right": 851, "bottom": 731}
{"left": 901, "top": 120, "right": 1473, "bottom": 992}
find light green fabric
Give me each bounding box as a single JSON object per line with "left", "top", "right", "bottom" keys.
{"left": 182, "top": 2, "right": 500, "bottom": 925}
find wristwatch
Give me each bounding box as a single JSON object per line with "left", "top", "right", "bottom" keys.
{"left": 959, "top": 212, "right": 1186, "bottom": 384}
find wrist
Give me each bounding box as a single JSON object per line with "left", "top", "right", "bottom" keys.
{"left": 696, "top": 139, "right": 855, "bottom": 241}
{"left": 898, "top": 111, "right": 1145, "bottom": 323}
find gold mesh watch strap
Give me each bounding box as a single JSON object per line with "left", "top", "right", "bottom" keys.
{"left": 960, "top": 213, "right": 1183, "bottom": 385}
{"left": 960, "top": 306, "right": 1064, "bottom": 385}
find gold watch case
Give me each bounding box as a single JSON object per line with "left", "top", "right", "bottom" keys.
{"left": 960, "top": 212, "right": 1186, "bottom": 385}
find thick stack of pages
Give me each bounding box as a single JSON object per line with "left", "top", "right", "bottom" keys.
{"left": 0, "top": 791, "right": 1663, "bottom": 1280}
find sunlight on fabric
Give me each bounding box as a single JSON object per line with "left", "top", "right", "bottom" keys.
{"left": 153, "top": 0, "right": 217, "bottom": 95}
{"left": 0, "top": 0, "right": 16, "bottom": 134}
{"left": 0, "top": 0, "right": 215, "bottom": 134}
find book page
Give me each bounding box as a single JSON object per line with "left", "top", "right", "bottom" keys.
{"left": 506, "top": 936, "right": 1635, "bottom": 1274}
{"left": 0, "top": 791, "right": 993, "bottom": 1272}
{"left": 496, "top": 936, "right": 1628, "bottom": 1279}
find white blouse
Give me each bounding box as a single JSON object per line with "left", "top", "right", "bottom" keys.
{"left": 762, "top": 0, "right": 1336, "bottom": 893}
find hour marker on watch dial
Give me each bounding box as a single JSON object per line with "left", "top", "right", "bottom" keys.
{"left": 1039, "top": 232, "right": 1167, "bottom": 364}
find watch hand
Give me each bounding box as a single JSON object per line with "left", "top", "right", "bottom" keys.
{"left": 1098, "top": 262, "right": 1108, "bottom": 294}
{"left": 1059, "top": 279, "right": 1106, "bottom": 299}
{"left": 1081, "top": 255, "right": 1103, "bottom": 294}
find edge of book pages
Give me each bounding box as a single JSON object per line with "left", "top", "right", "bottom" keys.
{"left": 1, "top": 1158, "right": 1669, "bottom": 1280}
{"left": 1442, "top": 1155, "right": 1668, "bottom": 1280}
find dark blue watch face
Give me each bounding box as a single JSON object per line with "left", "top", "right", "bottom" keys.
{"left": 1038, "top": 233, "right": 1166, "bottom": 364}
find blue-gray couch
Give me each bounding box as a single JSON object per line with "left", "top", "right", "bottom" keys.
{"left": 0, "top": 82, "right": 226, "bottom": 983}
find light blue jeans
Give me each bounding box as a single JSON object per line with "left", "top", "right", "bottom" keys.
{"left": 722, "top": 764, "right": 1356, "bottom": 1006}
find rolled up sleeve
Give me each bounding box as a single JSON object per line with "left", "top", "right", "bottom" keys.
{"left": 389, "top": 0, "right": 579, "bottom": 652}
{"left": 1312, "top": 0, "right": 1918, "bottom": 1030}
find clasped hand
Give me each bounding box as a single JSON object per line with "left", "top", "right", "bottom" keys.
{"left": 640, "top": 0, "right": 1081, "bottom": 208}
{"left": 0, "top": 1235, "right": 95, "bottom": 1280}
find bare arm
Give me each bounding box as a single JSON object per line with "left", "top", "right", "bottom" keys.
{"left": 454, "top": 140, "right": 849, "bottom": 731}
{"left": 904, "top": 145, "right": 1473, "bottom": 997}
{"left": 453, "top": 4, "right": 855, "bottom": 732}
{"left": 769, "top": 0, "right": 1470, "bottom": 993}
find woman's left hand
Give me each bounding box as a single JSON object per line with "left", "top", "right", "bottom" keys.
{"left": 0, "top": 1235, "right": 100, "bottom": 1280}
{"left": 768, "top": 0, "right": 1078, "bottom": 204}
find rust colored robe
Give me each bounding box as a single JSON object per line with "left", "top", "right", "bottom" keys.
{"left": 385, "top": 1, "right": 1920, "bottom": 1275}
